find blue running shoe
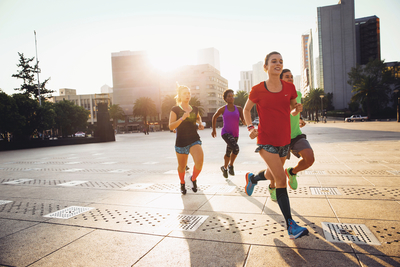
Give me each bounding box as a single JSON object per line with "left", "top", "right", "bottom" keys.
{"left": 245, "top": 172, "right": 255, "bottom": 196}
{"left": 287, "top": 219, "right": 308, "bottom": 239}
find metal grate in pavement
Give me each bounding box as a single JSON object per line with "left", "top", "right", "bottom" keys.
{"left": 58, "top": 181, "right": 88, "bottom": 187}
{"left": 387, "top": 170, "right": 400, "bottom": 176}
{"left": 310, "top": 187, "right": 341, "bottom": 195}
{"left": 322, "top": 222, "right": 380, "bottom": 246}
{"left": 162, "top": 214, "right": 208, "bottom": 231}
{"left": 44, "top": 206, "right": 94, "bottom": 219}
{"left": 3, "top": 179, "right": 34, "bottom": 185}
{"left": 0, "top": 200, "right": 12, "bottom": 206}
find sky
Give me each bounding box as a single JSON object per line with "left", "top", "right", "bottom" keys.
{"left": 0, "top": 0, "right": 399, "bottom": 96}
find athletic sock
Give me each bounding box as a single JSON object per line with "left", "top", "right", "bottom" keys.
{"left": 251, "top": 170, "right": 267, "bottom": 184}
{"left": 178, "top": 171, "right": 185, "bottom": 184}
{"left": 276, "top": 188, "right": 293, "bottom": 228}
{"left": 191, "top": 166, "right": 201, "bottom": 181}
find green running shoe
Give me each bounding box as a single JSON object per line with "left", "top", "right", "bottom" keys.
{"left": 285, "top": 167, "right": 298, "bottom": 190}
{"left": 269, "top": 186, "right": 277, "bottom": 201}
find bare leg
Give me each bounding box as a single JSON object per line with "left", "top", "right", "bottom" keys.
{"left": 190, "top": 144, "right": 204, "bottom": 172}
{"left": 176, "top": 153, "right": 189, "bottom": 174}
{"left": 223, "top": 155, "right": 230, "bottom": 169}
{"left": 292, "top": 148, "right": 314, "bottom": 174}
{"left": 229, "top": 153, "right": 238, "bottom": 166}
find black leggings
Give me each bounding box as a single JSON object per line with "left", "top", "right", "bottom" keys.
{"left": 222, "top": 133, "right": 239, "bottom": 157}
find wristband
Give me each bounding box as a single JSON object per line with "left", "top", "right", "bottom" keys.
{"left": 180, "top": 117, "right": 183, "bottom": 121}
{"left": 247, "top": 125, "right": 254, "bottom": 131}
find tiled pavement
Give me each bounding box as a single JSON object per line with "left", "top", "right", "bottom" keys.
{"left": 0, "top": 121, "right": 399, "bottom": 266}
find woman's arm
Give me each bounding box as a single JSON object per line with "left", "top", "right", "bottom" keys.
{"left": 211, "top": 106, "right": 224, "bottom": 137}
{"left": 244, "top": 99, "right": 258, "bottom": 139}
{"left": 169, "top": 110, "right": 189, "bottom": 131}
{"left": 197, "top": 111, "right": 204, "bottom": 130}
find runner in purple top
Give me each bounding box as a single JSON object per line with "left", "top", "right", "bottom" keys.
{"left": 212, "top": 89, "right": 245, "bottom": 178}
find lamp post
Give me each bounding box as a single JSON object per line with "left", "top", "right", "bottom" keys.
{"left": 320, "top": 94, "right": 324, "bottom": 122}
{"left": 34, "top": 31, "right": 41, "bottom": 106}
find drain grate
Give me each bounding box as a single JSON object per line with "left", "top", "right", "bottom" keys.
{"left": 3, "top": 179, "right": 34, "bottom": 185}
{"left": 162, "top": 214, "right": 208, "bottom": 231}
{"left": 310, "top": 187, "right": 341, "bottom": 195}
{"left": 44, "top": 206, "right": 94, "bottom": 219}
{"left": 0, "top": 200, "right": 12, "bottom": 206}
{"left": 58, "top": 181, "right": 88, "bottom": 187}
{"left": 322, "top": 222, "right": 380, "bottom": 246}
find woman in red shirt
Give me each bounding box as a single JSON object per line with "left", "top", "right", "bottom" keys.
{"left": 243, "top": 51, "right": 308, "bottom": 239}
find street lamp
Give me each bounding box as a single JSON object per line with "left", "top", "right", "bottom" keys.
{"left": 320, "top": 94, "right": 324, "bottom": 122}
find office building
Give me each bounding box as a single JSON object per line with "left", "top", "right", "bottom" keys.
{"left": 316, "top": 0, "right": 356, "bottom": 109}
{"left": 252, "top": 61, "right": 268, "bottom": 86}
{"left": 239, "top": 71, "right": 253, "bottom": 93}
{"left": 355, "top": 16, "right": 381, "bottom": 65}
{"left": 198, "top": 47, "right": 220, "bottom": 71}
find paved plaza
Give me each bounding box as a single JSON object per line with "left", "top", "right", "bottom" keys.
{"left": 0, "top": 121, "right": 399, "bottom": 266}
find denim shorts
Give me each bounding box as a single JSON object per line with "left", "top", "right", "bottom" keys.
{"left": 175, "top": 140, "right": 202, "bottom": 155}
{"left": 255, "top": 144, "right": 290, "bottom": 157}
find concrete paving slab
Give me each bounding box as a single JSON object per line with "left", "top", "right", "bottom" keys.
{"left": 245, "top": 244, "right": 361, "bottom": 267}
{"left": 0, "top": 223, "right": 93, "bottom": 267}
{"left": 0, "top": 218, "right": 40, "bottom": 239}
{"left": 317, "top": 175, "right": 375, "bottom": 186}
{"left": 329, "top": 199, "right": 400, "bottom": 221}
{"left": 357, "top": 253, "right": 400, "bottom": 267}
{"left": 198, "top": 195, "right": 267, "bottom": 213}
{"left": 29, "top": 230, "right": 165, "bottom": 267}
{"left": 132, "top": 236, "right": 249, "bottom": 267}
{"left": 263, "top": 197, "right": 337, "bottom": 218}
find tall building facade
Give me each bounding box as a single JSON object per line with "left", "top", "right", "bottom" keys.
{"left": 239, "top": 71, "right": 253, "bottom": 93}
{"left": 300, "top": 32, "right": 314, "bottom": 94}
{"left": 111, "top": 50, "right": 228, "bottom": 130}
{"left": 316, "top": 0, "right": 356, "bottom": 110}
{"left": 252, "top": 61, "right": 268, "bottom": 86}
{"left": 355, "top": 16, "right": 381, "bottom": 65}
{"left": 197, "top": 47, "right": 220, "bottom": 71}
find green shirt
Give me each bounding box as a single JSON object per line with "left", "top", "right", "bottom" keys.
{"left": 290, "top": 91, "right": 302, "bottom": 139}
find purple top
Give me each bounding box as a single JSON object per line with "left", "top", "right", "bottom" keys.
{"left": 221, "top": 105, "right": 240, "bottom": 137}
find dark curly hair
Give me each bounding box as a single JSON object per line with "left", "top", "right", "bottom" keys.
{"left": 223, "top": 89, "right": 234, "bottom": 101}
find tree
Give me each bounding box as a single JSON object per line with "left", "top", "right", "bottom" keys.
{"left": 108, "top": 104, "right": 125, "bottom": 130}
{"left": 161, "top": 95, "right": 176, "bottom": 119}
{"left": 235, "top": 90, "right": 248, "bottom": 108}
{"left": 303, "top": 88, "right": 324, "bottom": 121}
{"left": 12, "top": 52, "right": 53, "bottom": 100}
{"left": 0, "top": 91, "right": 23, "bottom": 137}
{"left": 54, "top": 100, "right": 89, "bottom": 137}
{"left": 189, "top": 96, "right": 205, "bottom": 117}
{"left": 132, "top": 97, "right": 157, "bottom": 129}
{"left": 348, "top": 58, "right": 393, "bottom": 118}
{"left": 12, "top": 94, "right": 41, "bottom": 140}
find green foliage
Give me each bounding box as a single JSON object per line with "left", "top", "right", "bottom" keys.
{"left": 161, "top": 95, "right": 176, "bottom": 119}
{"left": 54, "top": 100, "right": 89, "bottom": 137}
{"left": 108, "top": 104, "right": 125, "bottom": 130}
{"left": 0, "top": 91, "right": 23, "bottom": 135}
{"left": 303, "top": 88, "right": 325, "bottom": 120}
{"left": 348, "top": 101, "right": 359, "bottom": 113}
{"left": 12, "top": 94, "right": 41, "bottom": 140}
{"left": 347, "top": 58, "right": 393, "bottom": 119}
{"left": 189, "top": 96, "right": 205, "bottom": 116}
{"left": 12, "top": 52, "right": 53, "bottom": 100}
{"left": 132, "top": 97, "right": 157, "bottom": 126}
{"left": 235, "top": 90, "right": 248, "bottom": 108}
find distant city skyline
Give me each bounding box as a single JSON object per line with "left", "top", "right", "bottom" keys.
{"left": 0, "top": 0, "right": 399, "bottom": 96}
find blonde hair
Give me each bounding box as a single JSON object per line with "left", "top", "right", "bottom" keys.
{"left": 175, "top": 82, "right": 190, "bottom": 105}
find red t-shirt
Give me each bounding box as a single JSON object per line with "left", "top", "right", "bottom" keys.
{"left": 249, "top": 80, "right": 297, "bottom": 147}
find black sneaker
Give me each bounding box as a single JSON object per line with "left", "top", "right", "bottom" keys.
{"left": 180, "top": 183, "right": 187, "bottom": 195}
{"left": 192, "top": 179, "right": 197, "bottom": 193}
{"left": 185, "top": 165, "right": 190, "bottom": 171}
{"left": 221, "top": 166, "right": 228, "bottom": 178}
{"left": 228, "top": 165, "right": 235, "bottom": 176}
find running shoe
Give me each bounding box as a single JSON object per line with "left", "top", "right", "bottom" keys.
{"left": 192, "top": 178, "right": 197, "bottom": 193}
{"left": 287, "top": 219, "right": 308, "bottom": 239}
{"left": 269, "top": 186, "right": 277, "bottom": 201}
{"left": 228, "top": 165, "right": 235, "bottom": 176}
{"left": 285, "top": 167, "right": 298, "bottom": 190}
{"left": 180, "top": 183, "right": 187, "bottom": 195}
{"left": 221, "top": 166, "right": 228, "bottom": 178}
{"left": 245, "top": 172, "right": 255, "bottom": 196}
